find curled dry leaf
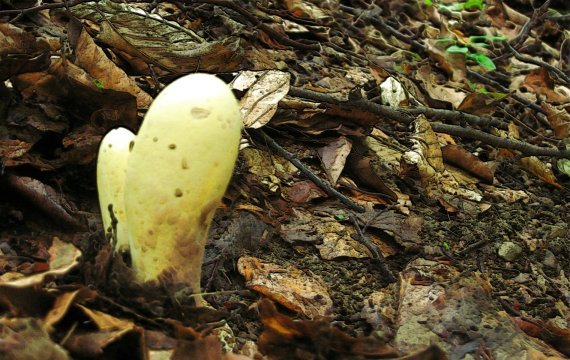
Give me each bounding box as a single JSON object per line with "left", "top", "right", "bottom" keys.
{"left": 0, "top": 22, "right": 50, "bottom": 80}
{"left": 441, "top": 144, "right": 494, "bottom": 184}
{"left": 513, "top": 317, "right": 570, "bottom": 357}
{"left": 520, "top": 156, "right": 563, "bottom": 189}
{"left": 542, "top": 102, "right": 570, "bottom": 139}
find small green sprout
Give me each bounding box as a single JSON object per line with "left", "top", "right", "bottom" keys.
{"left": 438, "top": 0, "right": 486, "bottom": 11}
{"left": 334, "top": 213, "right": 349, "bottom": 221}
{"left": 437, "top": 35, "right": 507, "bottom": 71}
{"left": 94, "top": 79, "right": 105, "bottom": 89}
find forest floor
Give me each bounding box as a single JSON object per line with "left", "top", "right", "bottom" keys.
{"left": 1, "top": 0, "right": 570, "bottom": 359}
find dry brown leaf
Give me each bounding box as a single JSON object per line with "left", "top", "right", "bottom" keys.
{"left": 542, "top": 102, "right": 570, "bottom": 139}
{"left": 520, "top": 156, "right": 563, "bottom": 189}
{"left": 282, "top": 180, "right": 327, "bottom": 203}
{"left": 0, "top": 22, "right": 50, "bottom": 80}
{"left": 68, "top": 19, "right": 152, "bottom": 108}
{"left": 0, "top": 238, "right": 81, "bottom": 288}
{"left": 257, "top": 298, "right": 398, "bottom": 360}
{"left": 441, "top": 144, "right": 494, "bottom": 184}
{"left": 71, "top": 0, "right": 245, "bottom": 73}
{"left": 43, "top": 288, "right": 97, "bottom": 332}
{"left": 457, "top": 93, "right": 502, "bottom": 116}
{"left": 317, "top": 136, "right": 352, "bottom": 185}
{"left": 523, "top": 67, "right": 568, "bottom": 103}
{"left": 234, "top": 70, "right": 291, "bottom": 128}
{"left": 237, "top": 256, "right": 332, "bottom": 318}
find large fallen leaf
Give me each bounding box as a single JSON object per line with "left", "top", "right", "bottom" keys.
{"left": 0, "top": 22, "right": 50, "bottom": 80}
{"left": 71, "top": 0, "right": 245, "bottom": 73}
{"left": 0, "top": 238, "right": 81, "bottom": 288}
{"left": 233, "top": 70, "right": 291, "bottom": 128}
{"left": 257, "top": 298, "right": 398, "bottom": 359}
{"left": 67, "top": 18, "right": 152, "bottom": 108}
{"left": 520, "top": 156, "right": 563, "bottom": 189}
{"left": 394, "top": 258, "right": 566, "bottom": 358}
{"left": 237, "top": 256, "right": 332, "bottom": 318}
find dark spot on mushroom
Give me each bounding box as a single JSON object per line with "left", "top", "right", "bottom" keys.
{"left": 148, "top": 229, "right": 154, "bottom": 235}
{"left": 181, "top": 158, "right": 188, "bottom": 169}
{"left": 168, "top": 144, "right": 176, "bottom": 149}
{"left": 108, "top": 144, "right": 112, "bottom": 148}
{"left": 129, "top": 141, "right": 135, "bottom": 151}
{"left": 174, "top": 188, "right": 183, "bottom": 197}
{"left": 153, "top": 137, "right": 158, "bottom": 142}
{"left": 191, "top": 107, "right": 210, "bottom": 119}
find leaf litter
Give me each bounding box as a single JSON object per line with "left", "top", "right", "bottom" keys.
{"left": 0, "top": 0, "right": 570, "bottom": 359}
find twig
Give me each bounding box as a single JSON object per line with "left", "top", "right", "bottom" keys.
{"left": 256, "top": 129, "right": 365, "bottom": 213}
{"left": 466, "top": 70, "right": 546, "bottom": 115}
{"left": 505, "top": 42, "right": 570, "bottom": 86}
{"left": 287, "top": 87, "right": 570, "bottom": 158}
{"left": 289, "top": 86, "right": 507, "bottom": 129}
{"left": 349, "top": 215, "right": 396, "bottom": 282}
{"left": 508, "top": 0, "right": 552, "bottom": 50}
{"left": 455, "top": 238, "right": 488, "bottom": 257}
{"left": 430, "top": 123, "right": 570, "bottom": 158}
{"left": 184, "top": 0, "right": 320, "bottom": 51}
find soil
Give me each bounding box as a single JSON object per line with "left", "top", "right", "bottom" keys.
{"left": 1, "top": 0, "right": 570, "bottom": 359}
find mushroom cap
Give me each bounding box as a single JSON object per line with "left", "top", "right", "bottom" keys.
{"left": 124, "top": 73, "right": 242, "bottom": 286}
{"left": 97, "top": 127, "right": 136, "bottom": 251}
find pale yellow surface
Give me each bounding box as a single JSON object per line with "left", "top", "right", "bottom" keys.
{"left": 97, "top": 127, "right": 135, "bottom": 251}
{"left": 124, "top": 74, "right": 242, "bottom": 292}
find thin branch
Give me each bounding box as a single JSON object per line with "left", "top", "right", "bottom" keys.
{"left": 430, "top": 123, "right": 570, "bottom": 158}
{"left": 183, "top": 0, "right": 320, "bottom": 51}
{"left": 508, "top": 0, "right": 552, "bottom": 50}
{"left": 349, "top": 215, "right": 396, "bottom": 282}
{"left": 505, "top": 42, "right": 570, "bottom": 86}
{"left": 288, "top": 86, "right": 508, "bottom": 130}
{"left": 256, "top": 130, "right": 366, "bottom": 213}
{"left": 287, "top": 87, "right": 570, "bottom": 159}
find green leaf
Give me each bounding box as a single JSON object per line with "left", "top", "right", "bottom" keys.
{"left": 490, "top": 35, "right": 507, "bottom": 41}
{"left": 487, "top": 92, "right": 508, "bottom": 99}
{"left": 436, "top": 37, "right": 455, "bottom": 43}
{"left": 446, "top": 45, "right": 469, "bottom": 53}
{"left": 94, "top": 80, "right": 105, "bottom": 89}
{"left": 557, "top": 158, "right": 570, "bottom": 177}
{"left": 467, "top": 53, "right": 496, "bottom": 70}
{"left": 470, "top": 42, "right": 490, "bottom": 47}
{"left": 424, "top": 0, "right": 433, "bottom": 6}
{"left": 438, "top": 3, "right": 464, "bottom": 11}
{"left": 464, "top": 0, "right": 485, "bottom": 10}
{"left": 334, "top": 213, "right": 349, "bottom": 221}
